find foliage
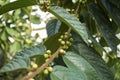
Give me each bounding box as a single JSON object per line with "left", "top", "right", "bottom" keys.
{"left": 0, "top": 0, "right": 120, "bottom": 80}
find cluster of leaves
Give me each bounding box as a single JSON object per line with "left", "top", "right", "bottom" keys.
{"left": 0, "top": 0, "right": 120, "bottom": 80}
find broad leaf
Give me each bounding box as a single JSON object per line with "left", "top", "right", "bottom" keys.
{"left": 49, "top": 6, "right": 88, "bottom": 43}
{"left": 0, "top": 0, "right": 37, "bottom": 15}
{"left": 88, "top": 3, "right": 117, "bottom": 52}
{"left": 44, "top": 33, "right": 61, "bottom": 52}
{"left": 46, "top": 19, "right": 61, "bottom": 37}
{"left": 51, "top": 66, "right": 87, "bottom": 80}
{"left": 109, "top": 0, "right": 120, "bottom": 9}
{"left": 101, "top": 0, "right": 120, "bottom": 28}
{"left": 72, "top": 41, "right": 114, "bottom": 80}
{"left": 63, "top": 52, "right": 101, "bottom": 80}
{"left": 0, "top": 44, "right": 46, "bottom": 73}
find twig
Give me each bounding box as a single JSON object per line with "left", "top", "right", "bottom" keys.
{"left": 74, "top": 2, "right": 81, "bottom": 16}
{"left": 20, "top": 47, "right": 62, "bottom": 80}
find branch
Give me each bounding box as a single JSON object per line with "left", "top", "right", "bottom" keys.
{"left": 19, "top": 47, "right": 61, "bottom": 80}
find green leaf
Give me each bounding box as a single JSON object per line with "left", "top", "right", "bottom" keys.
{"left": 88, "top": 3, "right": 118, "bottom": 52}
{"left": 46, "top": 19, "right": 61, "bottom": 37}
{"left": 72, "top": 41, "right": 114, "bottom": 80}
{"left": 51, "top": 66, "right": 86, "bottom": 80}
{"left": 101, "top": 0, "right": 120, "bottom": 28}
{"left": 30, "top": 15, "right": 41, "bottom": 24}
{"left": 0, "top": 30, "right": 7, "bottom": 41}
{"left": 49, "top": 6, "right": 88, "bottom": 43}
{"left": 0, "top": 44, "right": 46, "bottom": 73}
{"left": 63, "top": 52, "right": 101, "bottom": 80}
{"left": 0, "top": 0, "right": 37, "bottom": 15}
{"left": 10, "top": 41, "right": 22, "bottom": 53}
{"left": 44, "top": 33, "right": 61, "bottom": 52}
{"left": 109, "top": 0, "right": 120, "bottom": 8}
{"left": 6, "top": 27, "right": 20, "bottom": 37}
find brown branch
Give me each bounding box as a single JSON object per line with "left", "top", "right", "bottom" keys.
{"left": 74, "top": 2, "right": 81, "bottom": 16}
{"left": 19, "top": 47, "right": 62, "bottom": 80}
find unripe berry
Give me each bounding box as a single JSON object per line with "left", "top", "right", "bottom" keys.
{"left": 59, "top": 49, "right": 66, "bottom": 55}
{"left": 43, "top": 69, "right": 49, "bottom": 75}
{"left": 66, "top": 41, "right": 71, "bottom": 46}
{"left": 47, "top": 66, "right": 53, "bottom": 72}
{"left": 44, "top": 54, "right": 49, "bottom": 58}
{"left": 45, "top": 58, "right": 49, "bottom": 62}
{"left": 58, "top": 38, "right": 62, "bottom": 42}
{"left": 65, "top": 32, "right": 68, "bottom": 35}
{"left": 29, "top": 78, "right": 34, "bottom": 80}
{"left": 61, "top": 41, "right": 65, "bottom": 45}
{"left": 69, "top": 38, "right": 74, "bottom": 42}
{"left": 63, "top": 35, "right": 68, "bottom": 39}
{"left": 27, "top": 72, "right": 33, "bottom": 76}
{"left": 63, "top": 45, "right": 69, "bottom": 49}
{"left": 32, "top": 64, "right": 38, "bottom": 69}
{"left": 60, "top": 35, "right": 64, "bottom": 39}
{"left": 46, "top": 50, "right": 51, "bottom": 54}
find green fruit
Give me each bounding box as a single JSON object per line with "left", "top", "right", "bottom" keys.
{"left": 59, "top": 49, "right": 66, "bottom": 55}
{"left": 43, "top": 69, "right": 49, "bottom": 75}
{"left": 69, "top": 38, "right": 74, "bottom": 42}
{"left": 44, "top": 54, "right": 49, "bottom": 58}
{"left": 60, "top": 35, "right": 64, "bottom": 39}
{"left": 65, "top": 32, "right": 68, "bottom": 35}
{"left": 58, "top": 38, "right": 62, "bottom": 42}
{"left": 32, "top": 63, "right": 38, "bottom": 69}
{"left": 64, "top": 35, "right": 68, "bottom": 39}
{"left": 46, "top": 50, "right": 51, "bottom": 54}
{"left": 45, "top": 58, "right": 49, "bottom": 62}
{"left": 47, "top": 66, "right": 53, "bottom": 72}
{"left": 61, "top": 41, "right": 65, "bottom": 45}
{"left": 63, "top": 45, "right": 69, "bottom": 49}
{"left": 66, "top": 41, "right": 71, "bottom": 46}
{"left": 29, "top": 78, "right": 35, "bottom": 80}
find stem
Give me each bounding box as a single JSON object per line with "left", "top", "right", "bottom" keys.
{"left": 19, "top": 47, "right": 62, "bottom": 80}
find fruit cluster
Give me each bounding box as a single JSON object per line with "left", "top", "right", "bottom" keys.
{"left": 58, "top": 32, "right": 73, "bottom": 55}
{"left": 43, "top": 50, "right": 53, "bottom": 74}
{"left": 43, "top": 32, "right": 74, "bottom": 75}
{"left": 43, "top": 66, "right": 53, "bottom": 75}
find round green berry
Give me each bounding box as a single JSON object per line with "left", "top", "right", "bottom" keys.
{"left": 65, "top": 32, "right": 68, "bottom": 35}
{"left": 69, "top": 38, "right": 74, "bottom": 42}
{"left": 58, "top": 38, "right": 62, "bottom": 42}
{"left": 45, "top": 58, "right": 49, "bottom": 62}
{"left": 66, "top": 41, "right": 71, "bottom": 45}
{"left": 63, "top": 35, "right": 68, "bottom": 39}
{"left": 61, "top": 41, "right": 65, "bottom": 45}
{"left": 63, "top": 45, "right": 69, "bottom": 49}
{"left": 43, "top": 69, "right": 49, "bottom": 75}
{"left": 44, "top": 54, "right": 49, "bottom": 58}
{"left": 59, "top": 49, "right": 66, "bottom": 55}
{"left": 47, "top": 66, "right": 53, "bottom": 72}
{"left": 46, "top": 50, "right": 51, "bottom": 54}
{"left": 60, "top": 35, "right": 64, "bottom": 39}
